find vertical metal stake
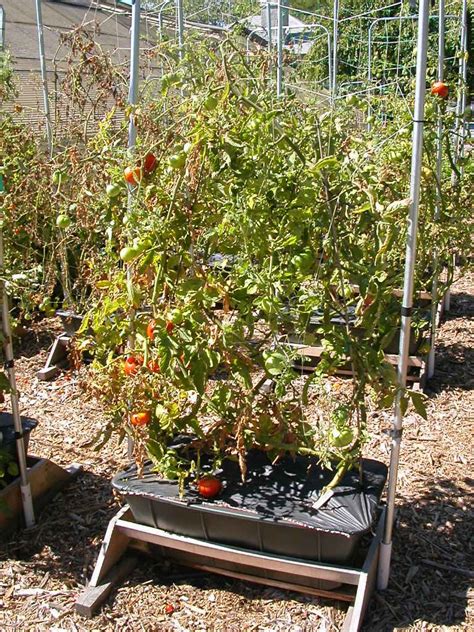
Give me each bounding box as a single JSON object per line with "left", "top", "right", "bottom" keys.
{"left": 332, "top": 0, "right": 340, "bottom": 101}
{"left": 127, "top": 0, "right": 141, "bottom": 460}
{"left": 34, "top": 0, "right": 53, "bottom": 156}
{"left": 276, "top": 0, "right": 284, "bottom": 97}
{"left": 176, "top": 0, "right": 184, "bottom": 60}
{"left": 428, "top": 0, "right": 446, "bottom": 379}
{"left": 377, "top": 0, "right": 431, "bottom": 591}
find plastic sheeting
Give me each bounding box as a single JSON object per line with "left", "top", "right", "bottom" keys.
{"left": 113, "top": 448, "right": 387, "bottom": 537}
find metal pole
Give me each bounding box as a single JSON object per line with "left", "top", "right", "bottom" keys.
{"left": 0, "top": 176, "right": 35, "bottom": 528}
{"left": 332, "top": 0, "right": 339, "bottom": 100}
{"left": 445, "top": 0, "right": 468, "bottom": 312}
{"left": 266, "top": 1, "right": 272, "bottom": 51}
{"left": 127, "top": 0, "right": 140, "bottom": 460}
{"left": 428, "top": 0, "right": 445, "bottom": 379}
{"left": 34, "top": 0, "right": 53, "bottom": 156}
{"left": 367, "top": 20, "right": 375, "bottom": 126}
{"left": 377, "top": 0, "right": 431, "bottom": 591}
{"left": 276, "top": 0, "right": 284, "bottom": 97}
{"left": 128, "top": 0, "right": 140, "bottom": 151}
{"left": 176, "top": 0, "right": 184, "bottom": 60}
{"left": 454, "top": 0, "right": 468, "bottom": 164}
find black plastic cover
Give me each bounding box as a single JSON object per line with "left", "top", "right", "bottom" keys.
{"left": 113, "top": 451, "right": 387, "bottom": 537}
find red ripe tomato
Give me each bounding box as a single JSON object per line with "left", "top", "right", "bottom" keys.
{"left": 197, "top": 476, "right": 222, "bottom": 499}
{"left": 147, "top": 359, "right": 160, "bottom": 373}
{"left": 431, "top": 81, "right": 449, "bottom": 99}
{"left": 147, "top": 319, "right": 155, "bottom": 341}
{"left": 165, "top": 604, "right": 175, "bottom": 615}
{"left": 123, "top": 355, "right": 142, "bottom": 376}
{"left": 130, "top": 411, "right": 151, "bottom": 426}
{"left": 143, "top": 152, "right": 157, "bottom": 174}
{"left": 124, "top": 166, "right": 142, "bottom": 186}
{"left": 166, "top": 320, "right": 174, "bottom": 335}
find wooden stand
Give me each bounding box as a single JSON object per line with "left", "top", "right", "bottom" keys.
{"left": 0, "top": 456, "right": 82, "bottom": 534}
{"left": 286, "top": 341, "right": 428, "bottom": 391}
{"left": 37, "top": 334, "right": 71, "bottom": 381}
{"left": 76, "top": 505, "right": 386, "bottom": 632}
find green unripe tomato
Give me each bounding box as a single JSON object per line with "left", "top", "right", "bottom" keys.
{"left": 133, "top": 238, "right": 152, "bottom": 254}
{"left": 106, "top": 183, "right": 121, "bottom": 198}
{"left": 169, "top": 308, "right": 184, "bottom": 325}
{"left": 330, "top": 427, "right": 354, "bottom": 448}
{"left": 345, "top": 94, "right": 358, "bottom": 106}
{"left": 263, "top": 351, "right": 287, "bottom": 376}
{"left": 203, "top": 95, "right": 218, "bottom": 111}
{"left": 120, "top": 246, "right": 139, "bottom": 263}
{"left": 168, "top": 152, "right": 186, "bottom": 170}
{"left": 52, "top": 170, "right": 68, "bottom": 185}
{"left": 56, "top": 214, "right": 71, "bottom": 229}
{"left": 291, "top": 250, "right": 314, "bottom": 273}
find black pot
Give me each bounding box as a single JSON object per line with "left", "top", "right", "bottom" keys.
{"left": 0, "top": 413, "right": 38, "bottom": 459}
{"left": 113, "top": 451, "right": 387, "bottom": 586}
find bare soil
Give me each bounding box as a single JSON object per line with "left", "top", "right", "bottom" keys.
{"left": 0, "top": 274, "right": 472, "bottom": 632}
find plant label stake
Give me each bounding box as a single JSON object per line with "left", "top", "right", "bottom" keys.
{"left": 0, "top": 174, "right": 35, "bottom": 528}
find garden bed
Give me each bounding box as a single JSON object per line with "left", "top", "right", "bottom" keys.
{"left": 0, "top": 274, "right": 472, "bottom": 631}
{"left": 113, "top": 452, "right": 387, "bottom": 571}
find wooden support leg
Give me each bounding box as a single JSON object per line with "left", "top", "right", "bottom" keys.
{"left": 37, "top": 334, "right": 71, "bottom": 381}
{"left": 342, "top": 509, "right": 385, "bottom": 632}
{"left": 75, "top": 505, "right": 134, "bottom": 618}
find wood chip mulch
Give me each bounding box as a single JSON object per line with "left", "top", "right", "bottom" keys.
{"left": 0, "top": 273, "right": 472, "bottom": 631}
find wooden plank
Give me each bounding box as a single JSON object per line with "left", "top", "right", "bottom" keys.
{"left": 76, "top": 555, "right": 137, "bottom": 618}
{"left": 37, "top": 335, "right": 70, "bottom": 381}
{"left": 0, "top": 458, "right": 82, "bottom": 533}
{"left": 287, "top": 342, "right": 424, "bottom": 368}
{"left": 184, "top": 562, "right": 356, "bottom": 602}
{"left": 116, "top": 518, "right": 362, "bottom": 586}
{"left": 90, "top": 506, "right": 132, "bottom": 587}
{"left": 342, "top": 509, "right": 385, "bottom": 632}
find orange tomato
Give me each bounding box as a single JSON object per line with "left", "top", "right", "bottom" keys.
{"left": 197, "top": 476, "right": 222, "bottom": 499}
{"left": 124, "top": 166, "right": 142, "bottom": 186}
{"left": 130, "top": 411, "right": 151, "bottom": 426}
{"left": 431, "top": 81, "right": 449, "bottom": 99}
{"left": 147, "top": 359, "right": 160, "bottom": 373}
{"left": 143, "top": 152, "right": 157, "bottom": 174}
{"left": 123, "top": 355, "right": 142, "bottom": 376}
{"left": 147, "top": 319, "right": 155, "bottom": 341}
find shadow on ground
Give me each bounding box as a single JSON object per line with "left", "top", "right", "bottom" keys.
{"left": 363, "top": 477, "right": 473, "bottom": 631}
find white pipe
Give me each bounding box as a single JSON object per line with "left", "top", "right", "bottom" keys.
{"left": 176, "top": 0, "right": 184, "bottom": 60}
{"left": 34, "top": 0, "right": 53, "bottom": 156}
{"left": 446, "top": 0, "right": 468, "bottom": 313}
{"left": 127, "top": 0, "right": 141, "bottom": 461}
{"left": 332, "top": 0, "right": 339, "bottom": 100}
{"left": 128, "top": 0, "right": 140, "bottom": 151}
{"left": 0, "top": 180, "right": 35, "bottom": 528}
{"left": 276, "top": 0, "right": 284, "bottom": 97}
{"left": 428, "top": 0, "right": 446, "bottom": 379}
{"left": 266, "top": 1, "right": 272, "bottom": 51}
{"left": 377, "top": 0, "right": 431, "bottom": 591}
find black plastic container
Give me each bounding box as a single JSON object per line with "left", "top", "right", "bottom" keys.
{"left": 0, "top": 412, "right": 38, "bottom": 458}
{"left": 113, "top": 451, "right": 387, "bottom": 579}
{"left": 56, "top": 310, "right": 84, "bottom": 336}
